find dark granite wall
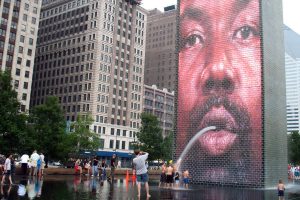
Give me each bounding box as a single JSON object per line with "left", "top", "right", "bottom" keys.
{"left": 261, "top": 0, "right": 287, "bottom": 188}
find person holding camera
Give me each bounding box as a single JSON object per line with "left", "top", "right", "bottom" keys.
{"left": 133, "top": 150, "right": 151, "bottom": 199}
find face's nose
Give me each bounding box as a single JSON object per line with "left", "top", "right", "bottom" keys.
{"left": 201, "top": 49, "right": 235, "bottom": 96}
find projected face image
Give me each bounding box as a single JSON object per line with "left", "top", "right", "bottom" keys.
{"left": 177, "top": 0, "right": 262, "bottom": 184}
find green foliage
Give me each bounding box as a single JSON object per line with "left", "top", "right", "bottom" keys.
{"left": 0, "top": 72, "right": 100, "bottom": 160}
{"left": 135, "top": 113, "right": 173, "bottom": 161}
{"left": 28, "top": 96, "right": 67, "bottom": 160}
{"left": 70, "top": 114, "right": 101, "bottom": 152}
{"left": 0, "top": 70, "right": 28, "bottom": 155}
{"left": 288, "top": 131, "right": 300, "bottom": 164}
{"left": 161, "top": 132, "right": 174, "bottom": 161}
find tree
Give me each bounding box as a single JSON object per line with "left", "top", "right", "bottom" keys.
{"left": 29, "top": 96, "right": 66, "bottom": 160}
{"left": 161, "top": 132, "right": 174, "bottom": 161}
{"left": 70, "top": 114, "right": 101, "bottom": 152}
{"left": 135, "top": 113, "right": 165, "bottom": 161}
{"left": 288, "top": 131, "right": 300, "bottom": 164}
{"left": 0, "top": 70, "right": 27, "bottom": 155}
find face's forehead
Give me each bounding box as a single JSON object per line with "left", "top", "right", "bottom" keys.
{"left": 180, "top": 0, "right": 254, "bottom": 15}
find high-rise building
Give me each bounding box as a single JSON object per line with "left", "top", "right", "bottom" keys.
{"left": 0, "top": 0, "right": 42, "bottom": 111}
{"left": 144, "top": 6, "right": 176, "bottom": 92}
{"left": 285, "top": 25, "right": 300, "bottom": 133}
{"left": 31, "top": 0, "right": 147, "bottom": 154}
{"left": 143, "top": 84, "right": 174, "bottom": 137}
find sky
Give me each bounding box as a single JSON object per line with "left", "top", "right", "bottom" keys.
{"left": 141, "top": 0, "right": 300, "bottom": 35}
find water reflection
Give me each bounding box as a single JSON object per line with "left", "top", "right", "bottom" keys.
{"left": 0, "top": 176, "right": 300, "bottom": 200}
{"left": 1, "top": 184, "right": 12, "bottom": 200}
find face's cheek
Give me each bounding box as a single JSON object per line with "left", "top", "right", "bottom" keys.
{"left": 179, "top": 51, "right": 205, "bottom": 113}
{"left": 232, "top": 46, "right": 262, "bottom": 132}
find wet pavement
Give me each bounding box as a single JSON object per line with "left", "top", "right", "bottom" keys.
{"left": 1, "top": 175, "right": 300, "bottom": 200}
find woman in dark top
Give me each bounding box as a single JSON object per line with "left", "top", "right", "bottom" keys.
{"left": 92, "top": 157, "right": 98, "bottom": 177}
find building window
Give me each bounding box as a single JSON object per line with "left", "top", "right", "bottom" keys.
{"left": 16, "top": 68, "right": 20, "bottom": 76}
{"left": 109, "top": 140, "right": 114, "bottom": 148}
{"left": 22, "top": 93, "right": 27, "bottom": 101}
{"left": 14, "top": 80, "right": 19, "bottom": 89}
{"left": 17, "top": 57, "right": 22, "bottom": 65}
{"left": 23, "top": 82, "right": 28, "bottom": 89}
{"left": 122, "top": 141, "right": 126, "bottom": 149}
{"left": 23, "top": 14, "right": 28, "bottom": 21}
{"left": 116, "top": 140, "right": 120, "bottom": 149}
{"left": 25, "top": 71, "right": 29, "bottom": 78}
{"left": 26, "top": 60, "right": 31, "bottom": 67}
{"left": 33, "top": 7, "right": 38, "bottom": 14}
{"left": 20, "top": 35, "right": 25, "bottom": 43}
{"left": 29, "top": 38, "right": 33, "bottom": 45}
{"left": 24, "top": 3, "right": 29, "bottom": 11}
{"left": 27, "top": 49, "right": 32, "bottom": 56}
{"left": 111, "top": 128, "right": 114, "bottom": 135}
{"left": 18, "top": 46, "right": 23, "bottom": 53}
{"left": 32, "top": 17, "right": 36, "bottom": 24}
{"left": 21, "top": 105, "right": 26, "bottom": 112}
{"left": 30, "top": 28, "right": 35, "bottom": 35}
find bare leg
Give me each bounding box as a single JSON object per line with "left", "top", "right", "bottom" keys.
{"left": 137, "top": 182, "right": 141, "bottom": 197}
{"left": 8, "top": 175, "right": 12, "bottom": 185}
{"left": 34, "top": 167, "right": 37, "bottom": 176}
{"left": 145, "top": 182, "right": 151, "bottom": 198}
{"left": 1, "top": 175, "right": 5, "bottom": 184}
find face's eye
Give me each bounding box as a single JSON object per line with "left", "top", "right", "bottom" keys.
{"left": 233, "top": 25, "right": 259, "bottom": 42}
{"left": 181, "top": 33, "right": 204, "bottom": 50}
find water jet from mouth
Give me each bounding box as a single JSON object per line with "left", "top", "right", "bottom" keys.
{"left": 176, "top": 126, "right": 216, "bottom": 172}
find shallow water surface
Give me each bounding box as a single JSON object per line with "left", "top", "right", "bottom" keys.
{"left": 1, "top": 175, "right": 300, "bottom": 200}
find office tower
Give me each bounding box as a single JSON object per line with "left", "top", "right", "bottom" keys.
{"left": 143, "top": 84, "right": 174, "bottom": 137}
{"left": 31, "top": 0, "right": 147, "bottom": 153}
{"left": 0, "top": 0, "right": 41, "bottom": 111}
{"left": 285, "top": 25, "right": 300, "bottom": 133}
{"left": 144, "top": 5, "right": 176, "bottom": 91}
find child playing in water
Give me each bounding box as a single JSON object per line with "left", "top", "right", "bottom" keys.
{"left": 277, "top": 179, "right": 285, "bottom": 200}
{"left": 174, "top": 171, "right": 180, "bottom": 188}
{"left": 183, "top": 170, "right": 190, "bottom": 188}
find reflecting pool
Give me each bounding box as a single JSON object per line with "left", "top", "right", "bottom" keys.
{"left": 1, "top": 175, "right": 300, "bottom": 200}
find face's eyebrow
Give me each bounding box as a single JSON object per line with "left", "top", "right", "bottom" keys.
{"left": 233, "top": 0, "right": 252, "bottom": 15}
{"left": 235, "top": 0, "right": 251, "bottom": 8}
{"left": 180, "top": 7, "right": 208, "bottom": 24}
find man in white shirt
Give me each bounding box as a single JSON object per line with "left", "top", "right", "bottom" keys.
{"left": 20, "top": 153, "right": 29, "bottom": 175}
{"left": 1, "top": 154, "right": 13, "bottom": 185}
{"left": 30, "top": 150, "right": 40, "bottom": 176}
{"left": 133, "top": 150, "right": 151, "bottom": 198}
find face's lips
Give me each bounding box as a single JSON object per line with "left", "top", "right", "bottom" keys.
{"left": 197, "top": 107, "right": 238, "bottom": 156}
{"left": 188, "top": 95, "right": 251, "bottom": 157}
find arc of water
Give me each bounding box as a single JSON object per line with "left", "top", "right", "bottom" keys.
{"left": 176, "top": 126, "right": 216, "bottom": 172}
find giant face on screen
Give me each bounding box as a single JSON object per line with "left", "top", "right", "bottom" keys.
{"left": 177, "top": 0, "right": 262, "bottom": 185}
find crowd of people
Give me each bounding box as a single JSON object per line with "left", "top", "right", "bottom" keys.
{"left": 71, "top": 154, "right": 118, "bottom": 182}
{"left": 158, "top": 161, "right": 190, "bottom": 189}
{"left": 0, "top": 150, "right": 45, "bottom": 185}
{"left": 288, "top": 164, "right": 300, "bottom": 180}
